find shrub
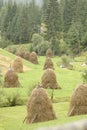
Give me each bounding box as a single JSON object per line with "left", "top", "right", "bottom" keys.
{"left": 0, "top": 89, "right": 27, "bottom": 107}
{"left": 61, "top": 55, "right": 70, "bottom": 67}
{"left": 82, "top": 69, "right": 87, "bottom": 83}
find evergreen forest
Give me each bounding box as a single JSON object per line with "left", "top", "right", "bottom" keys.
{"left": 0, "top": 0, "right": 87, "bottom": 56}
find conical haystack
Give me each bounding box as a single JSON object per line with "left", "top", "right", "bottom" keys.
{"left": 68, "top": 84, "right": 87, "bottom": 116}
{"left": 26, "top": 86, "right": 56, "bottom": 124}
{"left": 46, "top": 48, "right": 53, "bottom": 58}
{"left": 41, "top": 69, "right": 61, "bottom": 89}
{"left": 16, "top": 47, "right": 25, "bottom": 58}
{"left": 4, "top": 69, "right": 20, "bottom": 88}
{"left": 12, "top": 57, "right": 23, "bottom": 73}
{"left": 30, "top": 52, "right": 38, "bottom": 64}
{"left": 24, "top": 52, "right": 30, "bottom": 61}
{"left": 43, "top": 57, "right": 54, "bottom": 70}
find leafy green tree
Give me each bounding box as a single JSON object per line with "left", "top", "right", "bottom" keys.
{"left": 30, "top": 33, "right": 44, "bottom": 54}
{"left": 50, "top": 37, "right": 60, "bottom": 55}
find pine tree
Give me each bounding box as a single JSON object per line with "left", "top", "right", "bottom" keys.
{"left": 0, "top": 0, "right": 3, "bottom": 10}
{"left": 1, "top": 0, "right": 17, "bottom": 40}
{"left": 41, "top": 0, "right": 49, "bottom": 23}
{"left": 28, "top": 0, "right": 41, "bottom": 37}
{"left": 63, "top": 0, "right": 77, "bottom": 32}
{"left": 44, "top": 0, "right": 61, "bottom": 40}
{"left": 76, "top": 0, "right": 87, "bottom": 33}
{"left": 67, "top": 21, "right": 83, "bottom": 55}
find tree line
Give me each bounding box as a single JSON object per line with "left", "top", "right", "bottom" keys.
{"left": 0, "top": 0, "right": 87, "bottom": 56}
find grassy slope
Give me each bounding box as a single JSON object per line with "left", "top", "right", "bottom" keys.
{"left": 0, "top": 48, "right": 87, "bottom": 130}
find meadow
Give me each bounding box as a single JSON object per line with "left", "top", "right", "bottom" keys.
{"left": 0, "top": 48, "right": 87, "bottom": 130}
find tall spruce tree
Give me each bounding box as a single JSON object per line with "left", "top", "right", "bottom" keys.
{"left": 28, "top": 0, "right": 41, "bottom": 37}
{"left": 67, "top": 21, "right": 83, "bottom": 55}
{"left": 44, "top": 0, "right": 61, "bottom": 40}
{"left": 63, "top": 0, "right": 77, "bottom": 32}
{"left": 41, "top": 0, "right": 49, "bottom": 23}
{"left": 1, "top": 0, "right": 17, "bottom": 40}
{"left": 76, "top": 0, "right": 87, "bottom": 33}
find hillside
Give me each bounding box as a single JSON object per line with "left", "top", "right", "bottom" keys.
{"left": 0, "top": 48, "right": 87, "bottom": 130}
{"left": 0, "top": 48, "right": 30, "bottom": 74}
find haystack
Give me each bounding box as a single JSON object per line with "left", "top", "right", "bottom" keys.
{"left": 46, "top": 48, "right": 53, "bottom": 58}
{"left": 68, "top": 84, "right": 87, "bottom": 116}
{"left": 16, "top": 47, "right": 25, "bottom": 58}
{"left": 26, "top": 86, "right": 56, "bottom": 124}
{"left": 24, "top": 52, "right": 30, "bottom": 61}
{"left": 30, "top": 52, "right": 38, "bottom": 64}
{"left": 43, "top": 57, "right": 54, "bottom": 70}
{"left": 41, "top": 69, "right": 61, "bottom": 89}
{"left": 4, "top": 69, "right": 20, "bottom": 88}
{"left": 12, "top": 57, "right": 23, "bottom": 73}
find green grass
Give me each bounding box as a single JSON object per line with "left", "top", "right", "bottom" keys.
{"left": 0, "top": 48, "right": 87, "bottom": 130}
{"left": 0, "top": 103, "right": 87, "bottom": 130}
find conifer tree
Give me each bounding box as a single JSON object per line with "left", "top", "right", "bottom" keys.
{"left": 44, "top": 0, "right": 61, "bottom": 40}
{"left": 63, "top": 0, "right": 77, "bottom": 32}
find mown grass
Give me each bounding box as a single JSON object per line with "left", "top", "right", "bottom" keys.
{"left": 0, "top": 103, "right": 87, "bottom": 130}
{"left": 0, "top": 48, "right": 87, "bottom": 130}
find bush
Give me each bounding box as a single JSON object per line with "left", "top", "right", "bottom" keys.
{"left": 82, "top": 69, "right": 87, "bottom": 83}
{"left": 0, "top": 38, "right": 12, "bottom": 48}
{"left": 61, "top": 55, "right": 70, "bottom": 67}
{"left": 0, "top": 89, "right": 27, "bottom": 107}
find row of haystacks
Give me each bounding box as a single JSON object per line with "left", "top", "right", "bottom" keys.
{"left": 16, "top": 49, "right": 38, "bottom": 64}
{"left": 7, "top": 46, "right": 53, "bottom": 64}
{"left": 25, "top": 51, "right": 60, "bottom": 124}
{"left": 25, "top": 83, "right": 87, "bottom": 124}
{"left": 7, "top": 46, "right": 53, "bottom": 58}
{"left": 3, "top": 68, "right": 60, "bottom": 90}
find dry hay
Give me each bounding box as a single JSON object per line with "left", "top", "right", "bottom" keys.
{"left": 25, "top": 86, "right": 56, "bottom": 124}
{"left": 41, "top": 69, "right": 61, "bottom": 89}
{"left": 0, "top": 54, "right": 30, "bottom": 74}
{"left": 0, "top": 54, "right": 12, "bottom": 74}
{"left": 68, "top": 84, "right": 87, "bottom": 116}
{"left": 43, "top": 57, "right": 54, "bottom": 70}
{"left": 4, "top": 69, "right": 20, "bottom": 88}
{"left": 30, "top": 52, "right": 38, "bottom": 64}
{"left": 24, "top": 52, "right": 30, "bottom": 61}
{"left": 46, "top": 48, "right": 53, "bottom": 58}
{"left": 16, "top": 47, "right": 25, "bottom": 58}
{"left": 12, "top": 57, "right": 23, "bottom": 73}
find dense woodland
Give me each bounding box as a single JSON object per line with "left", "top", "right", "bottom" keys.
{"left": 0, "top": 0, "right": 87, "bottom": 56}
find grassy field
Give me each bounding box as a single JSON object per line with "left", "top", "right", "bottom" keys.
{"left": 0, "top": 48, "right": 87, "bottom": 130}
